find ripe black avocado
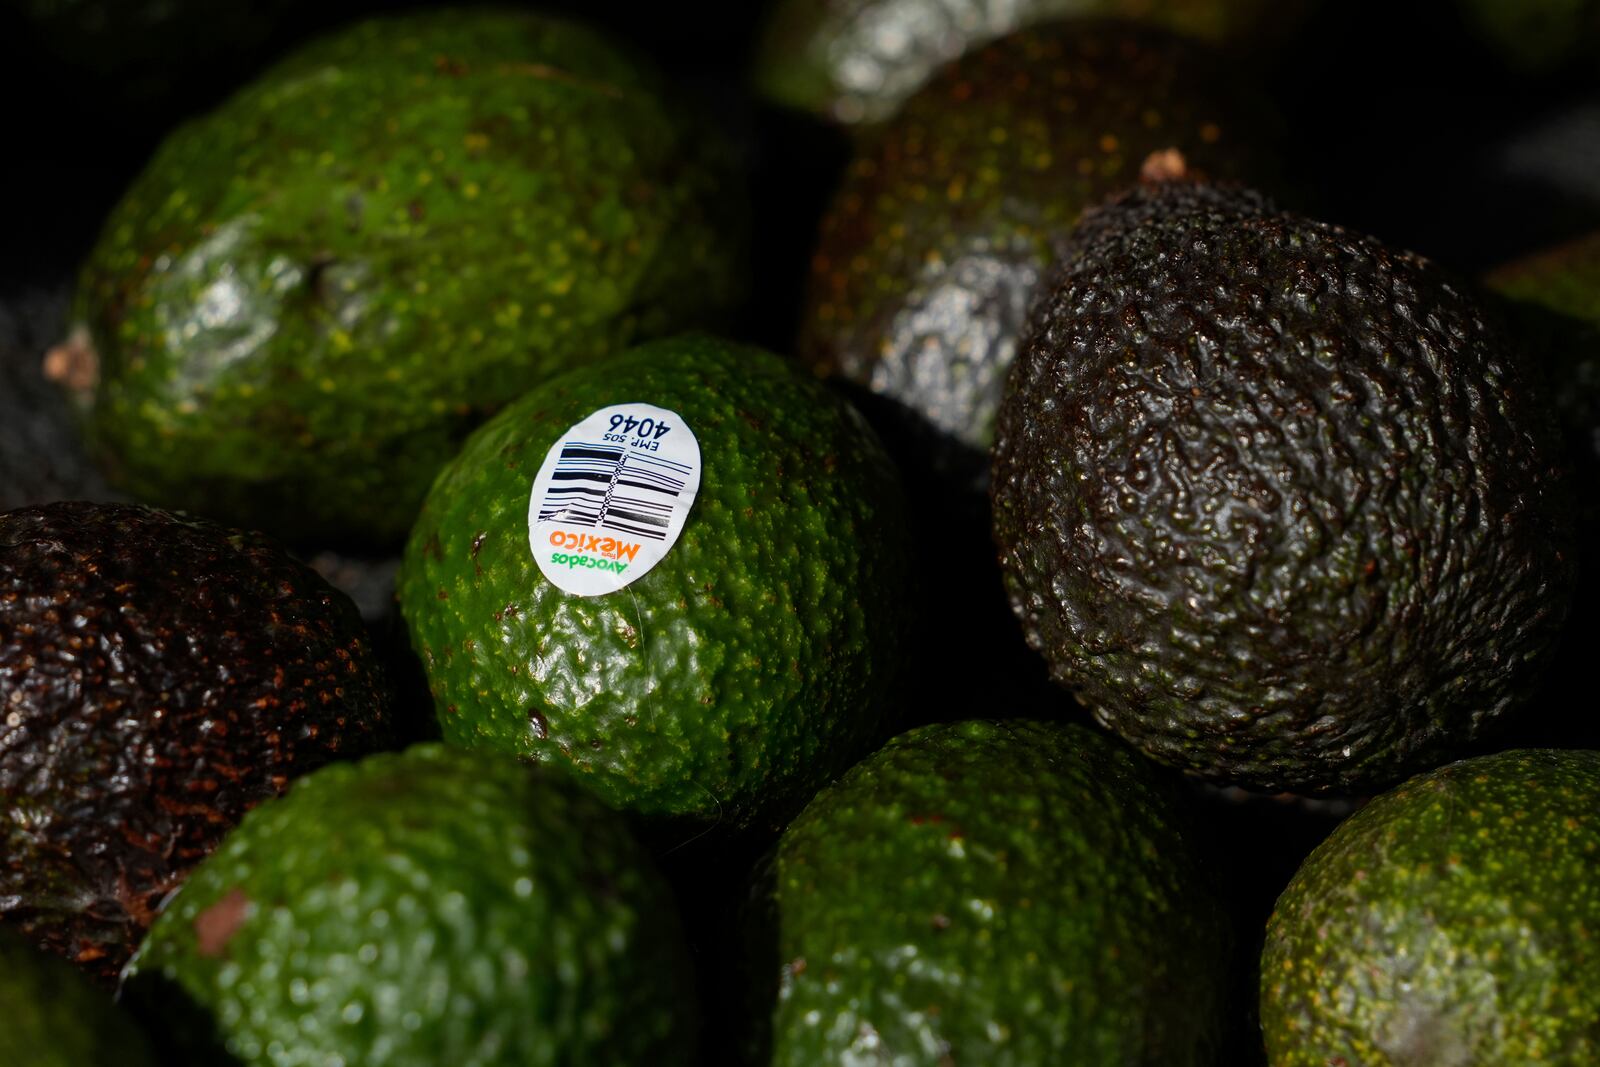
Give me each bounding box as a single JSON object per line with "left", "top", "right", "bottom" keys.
{"left": 991, "top": 181, "right": 1575, "bottom": 794}
{"left": 0, "top": 501, "right": 396, "bottom": 983}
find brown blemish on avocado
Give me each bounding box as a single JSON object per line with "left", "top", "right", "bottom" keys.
{"left": 42, "top": 325, "right": 100, "bottom": 393}
{"left": 194, "top": 888, "right": 252, "bottom": 958}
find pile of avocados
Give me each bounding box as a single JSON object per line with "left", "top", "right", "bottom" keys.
{"left": 2, "top": 0, "right": 1599, "bottom": 1064}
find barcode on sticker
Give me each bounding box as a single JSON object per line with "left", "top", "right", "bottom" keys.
{"left": 536, "top": 443, "right": 691, "bottom": 541}
{"left": 527, "top": 403, "right": 701, "bottom": 598}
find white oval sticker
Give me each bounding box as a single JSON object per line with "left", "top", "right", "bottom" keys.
{"left": 527, "top": 403, "right": 702, "bottom": 597}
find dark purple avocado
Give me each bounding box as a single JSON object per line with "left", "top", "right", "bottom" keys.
{"left": 0, "top": 501, "right": 396, "bottom": 984}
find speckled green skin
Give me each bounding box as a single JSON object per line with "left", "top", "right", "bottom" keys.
{"left": 71, "top": 8, "right": 745, "bottom": 548}
{"left": 1261, "top": 749, "right": 1600, "bottom": 1066}
{"left": 992, "top": 182, "right": 1576, "bottom": 794}
{"left": 798, "top": 21, "right": 1278, "bottom": 493}
{"left": 122, "top": 743, "right": 697, "bottom": 1066}
{"left": 397, "top": 335, "right": 913, "bottom": 832}
{"left": 755, "top": 0, "right": 1314, "bottom": 125}
{"left": 762, "top": 719, "right": 1232, "bottom": 1065}
{"left": 0, "top": 926, "right": 157, "bottom": 1067}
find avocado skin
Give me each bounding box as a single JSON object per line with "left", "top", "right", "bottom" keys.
{"left": 0, "top": 501, "right": 395, "bottom": 984}
{"left": 798, "top": 21, "right": 1279, "bottom": 495}
{"left": 1261, "top": 748, "right": 1600, "bottom": 1065}
{"left": 755, "top": 0, "right": 1314, "bottom": 126}
{"left": 123, "top": 743, "right": 697, "bottom": 1066}
{"left": 991, "top": 182, "right": 1575, "bottom": 794}
{"left": 760, "top": 719, "right": 1233, "bottom": 1065}
{"left": 0, "top": 925, "right": 158, "bottom": 1067}
{"left": 397, "top": 334, "right": 913, "bottom": 833}
{"left": 71, "top": 8, "right": 745, "bottom": 548}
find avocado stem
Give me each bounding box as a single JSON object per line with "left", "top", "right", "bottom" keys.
{"left": 1139, "top": 147, "right": 1190, "bottom": 183}
{"left": 42, "top": 325, "right": 99, "bottom": 393}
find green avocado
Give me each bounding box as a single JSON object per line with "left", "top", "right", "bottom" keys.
{"left": 797, "top": 20, "right": 1280, "bottom": 494}
{"left": 0, "top": 501, "right": 395, "bottom": 985}
{"left": 62, "top": 8, "right": 746, "bottom": 548}
{"left": 754, "top": 0, "right": 1316, "bottom": 126}
{"left": 396, "top": 334, "right": 913, "bottom": 833}
{"left": 0, "top": 925, "right": 158, "bottom": 1067}
{"left": 122, "top": 742, "right": 697, "bottom": 1066}
{"left": 991, "top": 181, "right": 1575, "bottom": 795}
{"left": 754, "top": 719, "right": 1233, "bottom": 1065}
{"left": 1261, "top": 748, "right": 1600, "bottom": 1065}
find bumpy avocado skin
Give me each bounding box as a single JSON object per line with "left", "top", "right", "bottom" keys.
{"left": 1261, "top": 749, "right": 1600, "bottom": 1066}
{"left": 798, "top": 21, "right": 1279, "bottom": 493}
{"left": 396, "top": 335, "right": 913, "bottom": 832}
{"left": 123, "top": 743, "right": 697, "bottom": 1066}
{"left": 71, "top": 9, "right": 745, "bottom": 548}
{"left": 0, "top": 925, "right": 158, "bottom": 1067}
{"left": 755, "top": 0, "right": 1314, "bottom": 126}
{"left": 0, "top": 501, "right": 395, "bottom": 984}
{"left": 991, "top": 182, "right": 1575, "bottom": 794}
{"left": 761, "top": 719, "right": 1233, "bottom": 1066}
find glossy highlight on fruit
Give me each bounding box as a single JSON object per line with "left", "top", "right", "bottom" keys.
{"left": 798, "top": 20, "right": 1279, "bottom": 492}
{"left": 991, "top": 181, "right": 1575, "bottom": 794}
{"left": 0, "top": 500, "right": 394, "bottom": 983}
{"left": 398, "top": 334, "right": 914, "bottom": 832}
{"left": 1262, "top": 749, "right": 1600, "bottom": 1066}
{"left": 760, "top": 719, "right": 1233, "bottom": 1065}
{"left": 755, "top": 0, "right": 1313, "bottom": 125}
{"left": 123, "top": 743, "right": 697, "bottom": 1067}
{"left": 64, "top": 8, "right": 746, "bottom": 547}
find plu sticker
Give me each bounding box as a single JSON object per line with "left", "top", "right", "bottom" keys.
{"left": 527, "top": 403, "right": 701, "bottom": 597}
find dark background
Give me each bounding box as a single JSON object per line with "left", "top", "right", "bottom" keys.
{"left": 5, "top": 0, "right": 1600, "bottom": 304}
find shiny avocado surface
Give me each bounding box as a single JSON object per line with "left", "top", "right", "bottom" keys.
{"left": 0, "top": 501, "right": 396, "bottom": 983}
{"left": 992, "top": 181, "right": 1575, "bottom": 794}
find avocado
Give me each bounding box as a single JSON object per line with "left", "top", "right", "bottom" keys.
{"left": 58, "top": 8, "right": 746, "bottom": 548}
{"left": 752, "top": 718, "right": 1233, "bottom": 1065}
{"left": 1260, "top": 748, "right": 1600, "bottom": 1065}
{"left": 0, "top": 500, "right": 395, "bottom": 984}
{"left": 797, "top": 20, "right": 1280, "bottom": 496}
{"left": 122, "top": 742, "right": 698, "bottom": 1066}
{"left": 991, "top": 181, "right": 1575, "bottom": 795}
{"left": 396, "top": 333, "right": 913, "bottom": 834}
{"left": 0, "top": 925, "right": 158, "bottom": 1067}
{"left": 754, "top": 0, "right": 1316, "bottom": 126}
